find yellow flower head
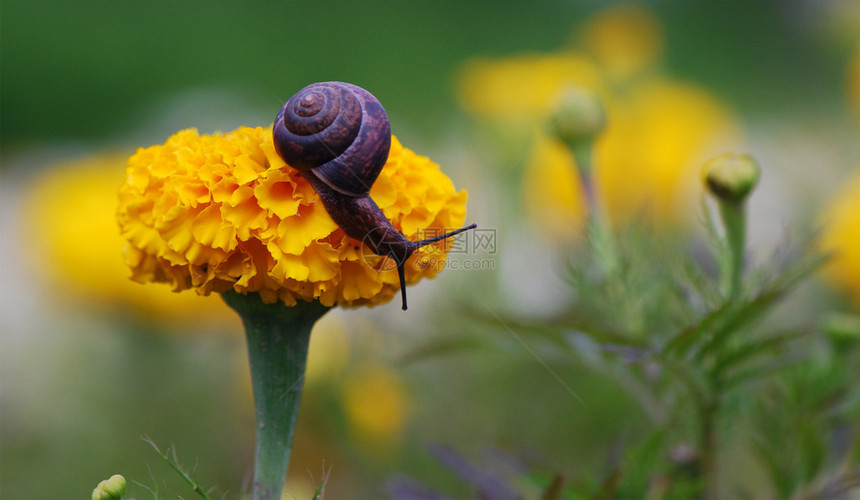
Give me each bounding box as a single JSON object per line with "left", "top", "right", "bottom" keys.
{"left": 580, "top": 3, "right": 664, "bottom": 84}
{"left": 456, "top": 4, "right": 664, "bottom": 127}
{"left": 24, "top": 155, "right": 227, "bottom": 323}
{"left": 819, "top": 168, "right": 860, "bottom": 308}
{"left": 457, "top": 53, "right": 603, "bottom": 127}
{"left": 597, "top": 81, "right": 739, "bottom": 221}
{"left": 524, "top": 80, "right": 739, "bottom": 232}
{"left": 117, "top": 127, "right": 468, "bottom": 307}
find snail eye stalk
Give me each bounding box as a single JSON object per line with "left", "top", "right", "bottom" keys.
{"left": 395, "top": 223, "right": 478, "bottom": 310}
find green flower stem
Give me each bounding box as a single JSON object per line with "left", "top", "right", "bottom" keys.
{"left": 699, "top": 384, "right": 722, "bottom": 500}
{"left": 701, "top": 199, "right": 747, "bottom": 496}
{"left": 573, "top": 144, "right": 597, "bottom": 218}
{"left": 573, "top": 143, "right": 618, "bottom": 277}
{"left": 222, "top": 291, "right": 331, "bottom": 500}
{"left": 718, "top": 199, "right": 746, "bottom": 300}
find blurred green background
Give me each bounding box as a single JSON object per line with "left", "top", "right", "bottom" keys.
{"left": 2, "top": 0, "right": 855, "bottom": 151}
{"left": 2, "top": 1, "right": 859, "bottom": 499}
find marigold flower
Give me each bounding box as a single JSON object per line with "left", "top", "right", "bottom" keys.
{"left": 819, "top": 168, "right": 860, "bottom": 307}
{"left": 117, "top": 127, "right": 468, "bottom": 307}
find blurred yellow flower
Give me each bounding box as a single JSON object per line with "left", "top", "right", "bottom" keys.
{"left": 457, "top": 53, "right": 603, "bottom": 128}
{"left": 117, "top": 127, "right": 468, "bottom": 308}
{"left": 456, "top": 4, "right": 662, "bottom": 128}
{"left": 596, "top": 81, "right": 739, "bottom": 222}
{"left": 460, "top": 4, "right": 740, "bottom": 233}
{"left": 524, "top": 80, "right": 738, "bottom": 232}
{"left": 819, "top": 169, "right": 860, "bottom": 307}
{"left": 523, "top": 135, "right": 588, "bottom": 237}
{"left": 24, "top": 155, "right": 227, "bottom": 323}
{"left": 341, "top": 363, "right": 409, "bottom": 455}
{"left": 579, "top": 4, "right": 663, "bottom": 84}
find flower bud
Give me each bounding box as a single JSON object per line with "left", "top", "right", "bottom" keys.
{"left": 549, "top": 86, "right": 606, "bottom": 149}
{"left": 91, "top": 474, "right": 126, "bottom": 500}
{"left": 702, "top": 153, "right": 760, "bottom": 202}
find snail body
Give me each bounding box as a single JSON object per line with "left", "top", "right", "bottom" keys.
{"left": 273, "top": 82, "right": 476, "bottom": 310}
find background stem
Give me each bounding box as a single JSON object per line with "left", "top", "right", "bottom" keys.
{"left": 222, "top": 291, "right": 331, "bottom": 500}
{"left": 699, "top": 390, "right": 721, "bottom": 500}
{"left": 573, "top": 143, "right": 618, "bottom": 278}
{"left": 719, "top": 200, "right": 746, "bottom": 300}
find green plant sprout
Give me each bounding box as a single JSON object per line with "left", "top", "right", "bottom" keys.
{"left": 138, "top": 437, "right": 217, "bottom": 500}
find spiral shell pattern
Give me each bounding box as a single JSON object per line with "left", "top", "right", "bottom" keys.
{"left": 273, "top": 82, "right": 391, "bottom": 197}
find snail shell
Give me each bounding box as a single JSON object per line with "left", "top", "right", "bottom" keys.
{"left": 273, "top": 81, "right": 391, "bottom": 197}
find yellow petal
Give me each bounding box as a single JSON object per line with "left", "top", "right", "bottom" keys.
{"left": 273, "top": 202, "right": 338, "bottom": 255}
{"left": 255, "top": 169, "right": 301, "bottom": 219}
{"left": 192, "top": 204, "right": 238, "bottom": 252}
{"left": 233, "top": 153, "right": 265, "bottom": 185}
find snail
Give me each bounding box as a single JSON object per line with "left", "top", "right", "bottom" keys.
{"left": 273, "top": 81, "right": 477, "bottom": 310}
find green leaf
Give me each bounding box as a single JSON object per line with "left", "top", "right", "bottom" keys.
{"left": 713, "top": 329, "right": 809, "bottom": 377}
{"left": 666, "top": 242, "right": 825, "bottom": 360}
{"left": 721, "top": 356, "right": 806, "bottom": 389}
{"left": 695, "top": 289, "right": 784, "bottom": 360}
{"left": 141, "top": 437, "right": 213, "bottom": 500}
